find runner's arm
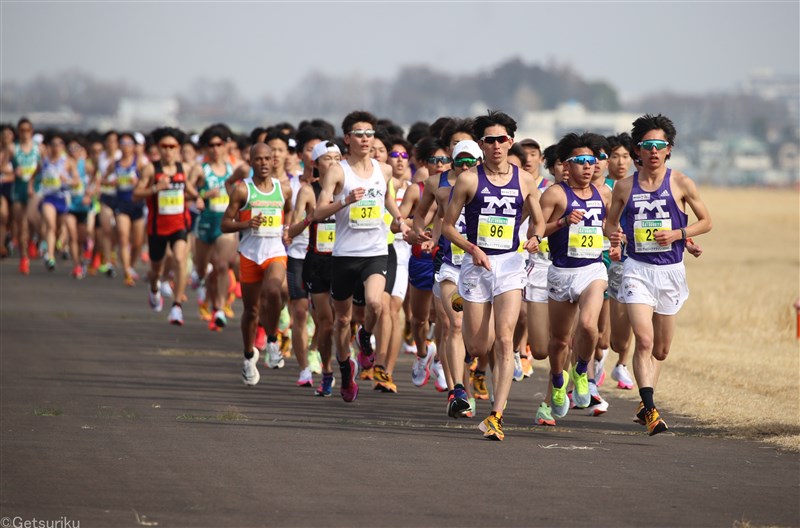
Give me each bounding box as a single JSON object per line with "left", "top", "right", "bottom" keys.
{"left": 221, "top": 183, "right": 259, "bottom": 233}
{"left": 132, "top": 164, "right": 157, "bottom": 202}
{"left": 287, "top": 185, "right": 313, "bottom": 239}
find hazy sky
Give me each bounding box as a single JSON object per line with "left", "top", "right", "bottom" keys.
{"left": 2, "top": 1, "right": 798, "bottom": 102}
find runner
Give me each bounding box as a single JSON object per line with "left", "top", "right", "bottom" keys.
{"left": 605, "top": 114, "right": 712, "bottom": 435}
{"left": 108, "top": 132, "right": 146, "bottom": 286}
{"left": 95, "top": 130, "right": 120, "bottom": 277}
{"left": 10, "top": 118, "right": 41, "bottom": 275}
{"left": 65, "top": 135, "right": 93, "bottom": 278}
{"left": 0, "top": 124, "right": 15, "bottom": 258}
{"left": 194, "top": 124, "right": 239, "bottom": 331}
{"left": 133, "top": 127, "right": 201, "bottom": 325}
{"left": 442, "top": 110, "right": 545, "bottom": 441}
{"left": 313, "top": 110, "right": 409, "bottom": 402}
{"left": 221, "top": 142, "right": 293, "bottom": 385}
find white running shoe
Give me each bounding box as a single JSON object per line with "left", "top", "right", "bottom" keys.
{"left": 594, "top": 349, "right": 607, "bottom": 387}
{"left": 197, "top": 283, "right": 206, "bottom": 304}
{"left": 242, "top": 348, "right": 260, "bottom": 386}
{"left": 513, "top": 350, "right": 524, "bottom": 382}
{"left": 411, "top": 342, "right": 436, "bottom": 387}
{"left": 432, "top": 360, "right": 447, "bottom": 392}
{"left": 168, "top": 304, "right": 183, "bottom": 326}
{"left": 296, "top": 367, "right": 313, "bottom": 387}
{"left": 213, "top": 309, "right": 227, "bottom": 328}
{"left": 587, "top": 381, "right": 609, "bottom": 415}
{"left": 160, "top": 280, "right": 174, "bottom": 299}
{"left": 402, "top": 342, "right": 418, "bottom": 355}
{"left": 265, "top": 341, "right": 285, "bottom": 369}
{"left": 611, "top": 364, "right": 635, "bottom": 389}
{"left": 148, "top": 289, "right": 163, "bottom": 313}
{"left": 190, "top": 269, "right": 200, "bottom": 290}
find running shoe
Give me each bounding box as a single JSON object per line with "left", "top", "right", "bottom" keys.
{"left": 254, "top": 326, "right": 266, "bottom": 351}
{"left": 127, "top": 267, "right": 140, "bottom": 281}
{"left": 571, "top": 365, "right": 591, "bottom": 408}
{"left": 296, "top": 368, "right": 313, "bottom": 387}
{"left": 168, "top": 304, "right": 184, "bottom": 326}
{"left": 359, "top": 368, "right": 374, "bottom": 381}
{"left": 307, "top": 349, "right": 322, "bottom": 375}
{"left": 105, "top": 264, "right": 117, "bottom": 278}
{"left": 467, "top": 397, "right": 476, "bottom": 418}
{"left": 72, "top": 265, "right": 85, "bottom": 280}
{"left": 223, "top": 301, "right": 235, "bottom": 319}
{"left": 478, "top": 414, "right": 504, "bottom": 441}
{"left": 633, "top": 402, "right": 647, "bottom": 425}
{"left": 551, "top": 370, "right": 571, "bottom": 418}
{"left": 242, "top": 348, "right": 260, "bottom": 386}
{"left": 208, "top": 319, "right": 221, "bottom": 332}
{"left": 448, "top": 387, "right": 471, "bottom": 418}
{"left": 214, "top": 309, "right": 227, "bottom": 329}
{"left": 45, "top": 258, "right": 55, "bottom": 272}
{"left": 148, "top": 289, "right": 164, "bottom": 313}
{"left": 196, "top": 283, "right": 206, "bottom": 304}
{"left": 645, "top": 407, "right": 668, "bottom": 436}
{"left": 356, "top": 326, "right": 375, "bottom": 370}
{"left": 535, "top": 402, "right": 556, "bottom": 426}
{"left": 124, "top": 273, "right": 135, "bottom": 287}
{"left": 160, "top": 280, "right": 173, "bottom": 299}
{"left": 27, "top": 240, "right": 37, "bottom": 259}
{"left": 472, "top": 371, "right": 489, "bottom": 400}
{"left": 611, "top": 364, "right": 635, "bottom": 390}
{"left": 373, "top": 365, "right": 397, "bottom": 393}
{"left": 340, "top": 357, "right": 359, "bottom": 403}
{"left": 521, "top": 352, "right": 534, "bottom": 378}
{"left": 411, "top": 341, "right": 435, "bottom": 387}
{"left": 190, "top": 269, "right": 201, "bottom": 290}
{"left": 19, "top": 257, "right": 30, "bottom": 275}
{"left": 315, "top": 373, "right": 335, "bottom": 397}
{"left": 432, "top": 360, "right": 448, "bottom": 392}
{"left": 586, "top": 381, "right": 609, "bottom": 416}
{"left": 265, "top": 341, "right": 284, "bottom": 369}
{"left": 402, "top": 342, "right": 417, "bottom": 355}
{"left": 594, "top": 349, "right": 607, "bottom": 387}
{"left": 513, "top": 350, "right": 524, "bottom": 382}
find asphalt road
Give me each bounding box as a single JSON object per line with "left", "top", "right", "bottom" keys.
{"left": 1, "top": 259, "right": 798, "bottom": 527}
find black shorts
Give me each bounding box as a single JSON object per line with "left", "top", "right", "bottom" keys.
{"left": 100, "top": 194, "right": 117, "bottom": 210}
{"left": 69, "top": 210, "right": 89, "bottom": 225}
{"left": 331, "top": 254, "right": 389, "bottom": 303}
{"left": 0, "top": 182, "right": 12, "bottom": 205}
{"left": 116, "top": 200, "right": 145, "bottom": 222}
{"left": 287, "top": 256, "right": 307, "bottom": 301}
{"left": 303, "top": 251, "right": 334, "bottom": 295}
{"left": 148, "top": 230, "right": 188, "bottom": 262}
{"left": 352, "top": 246, "right": 396, "bottom": 306}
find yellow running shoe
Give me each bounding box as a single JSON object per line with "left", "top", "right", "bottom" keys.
{"left": 198, "top": 301, "right": 212, "bottom": 322}
{"left": 645, "top": 407, "right": 669, "bottom": 436}
{"left": 472, "top": 371, "right": 489, "bottom": 400}
{"left": 372, "top": 365, "right": 397, "bottom": 393}
{"left": 478, "top": 414, "right": 504, "bottom": 441}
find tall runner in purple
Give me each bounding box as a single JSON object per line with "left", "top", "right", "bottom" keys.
{"left": 605, "top": 114, "right": 712, "bottom": 436}
{"left": 442, "top": 111, "right": 545, "bottom": 441}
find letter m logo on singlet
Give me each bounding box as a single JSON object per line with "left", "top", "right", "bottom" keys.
{"left": 483, "top": 196, "right": 516, "bottom": 213}
{"left": 633, "top": 199, "right": 668, "bottom": 220}
{"left": 582, "top": 208, "right": 603, "bottom": 227}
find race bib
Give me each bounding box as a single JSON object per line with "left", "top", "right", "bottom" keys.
{"left": 477, "top": 215, "right": 515, "bottom": 250}
{"left": 567, "top": 225, "right": 603, "bottom": 258}
{"left": 41, "top": 174, "right": 61, "bottom": 191}
{"left": 253, "top": 206, "right": 282, "bottom": 237}
{"left": 348, "top": 198, "right": 383, "bottom": 229}
{"left": 117, "top": 173, "right": 134, "bottom": 191}
{"left": 19, "top": 165, "right": 36, "bottom": 182}
{"left": 315, "top": 222, "right": 336, "bottom": 252}
{"left": 157, "top": 189, "right": 184, "bottom": 215}
{"left": 208, "top": 194, "right": 229, "bottom": 213}
{"left": 633, "top": 219, "right": 672, "bottom": 253}
{"left": 451, "top": 244, "right": 465, "bottom": 266}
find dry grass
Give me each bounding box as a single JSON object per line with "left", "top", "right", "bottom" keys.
{"left": 612, "top": 187, "right": 800, "bottom": 449}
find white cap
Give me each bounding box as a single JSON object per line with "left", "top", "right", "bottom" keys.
{"left": 288, "top": 138, "right": 297, "bottom": 150}
{"left": 134, "top": 132, "right": 146, "bottom": 145}
{"left": 311, "top": 141, "right": 341, "bottom": 161}
{"left": 32, "top": 133, "right": 44, "bottom": 145}
{"left": 190, "top": 133, "right": 200, "bottom": 145}
{"left": 452, "top": 140, "right": 482, "bottom": 160}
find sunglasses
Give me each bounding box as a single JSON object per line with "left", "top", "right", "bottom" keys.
{"left": 208, "top": 142, "right": 225, "bottom": 148}
{"left": 427, "top": 156, "right": 452, "bottom": 165}
{"left": 120, "top": 140, "right": 135, "bottom": 147}
{"left": 159, "top": 143, "right": 180, "bottom": 150}
{"left": 480, "top": 135, "right": 510, "bottom": 144}
{"left": 637, "top": 139, "right": 670, "bottom": 151}
{"left": 566, "top": 155, "right": 598, "bottom": 165}
{"left": 598, "top": 152, "right": 608, "bottom": 161}
{"left": 453, "top": 157, "right": 479, "bottom": 168}
{"left": 349, "top": 129, "right": 376, "bottom": 138}
{"left": 388, "top": 151, "right": 409, "bottom": 159}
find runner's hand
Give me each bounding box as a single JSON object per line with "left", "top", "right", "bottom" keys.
{"left": 523, "top": 237, "right": 539, "bottom": 254}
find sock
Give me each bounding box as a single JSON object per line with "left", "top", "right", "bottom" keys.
{"left": 640, "top": 387, "right": 655, "bottom": 410}
{"left": 172, "top": 302, "right": 181, "bottom": 308}
{"left": 267, "top": 334, "right": 278, "bottom": 343}
{"left": 475, "top": 369, "right": 485, "bottom": 376}
{"left": 454, "top": 383, "right": 465, "bottom": 391}
{"left": 491, "top": 410, "right": 502, "bottom": 420}
{"left": 576, "top": 358, "right": 588, "bottom": 375}
{"left": 552, "top": 372, "right": 564, "bottom": 388}
{"left": 338, "top": 359, "right": 352, "bottom": 388}
{"left": 244, "top": 349, "right": 254, "bottom": 360}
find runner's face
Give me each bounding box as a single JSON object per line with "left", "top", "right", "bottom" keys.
{"left": 90, "top": 142, "right": 103, "bottom": 159}
{"left": 370, "top": 138, "right": 387, "bottom": 163}
{"left": 251, "top": 145, "right": 273, "bottom": 178}
{"left": 120, "top": 136, "right": 135, "bottom": 156}
{"left": 105, "top": 134, "right": 118, "bottom": 153}
{"left": 608, "top": 146, "right": 631, "bottom": 180}
{"left": 206, "top": 136, "right": 227, "bottom": 163}
{"left": 448, "top": 132, "right": 473, "bottom": 155}
{"left": 564, "top": 147, "right": 595, "bottom": 186}
{"left": 593, "top": 149, "right": 608, "bottom": 181}
{"left": 181, "top": 143, "right": 197, "bottom": 164}
{"left": 315, "top": 152, "right": 342, "bottom": 177}
{"left": 344, "top": 122, "right": 374, "bottom": 156}
{"left": 17, "top": 123, "right": 33, "bottom": 141}
{"left": 1, "top": 128, "right": 13, "bottom": 144}
{"left": 267, "top": 139, "right": 288, "bottom": 172}
{"left": 158, "top": 136, "right": 181, "bottom": 163}
{"left": 479, "top": 125, "right": 512, "bottom": 165}
{"left": 68, "top": 141, "right": 84, "bottom": 159}
{"left": 522, "top": 147, "right": 541, "bottom": 176}
{"left": 49, "top": 138, "right": 65, "bottom": 157}
{"left": 425, "top": 148, "right": 451, "bottom": 175}
{"left": 636, "top": 129, "right": 671, "bottom": 171}
{"left": 301, "top": 139, "right": 321, "bottom": 166}
{"left": 550, "top": 160, "right": 565, "bottom": 183}
{"left": 388, "top": 146, "right": 408, "bottom": 176}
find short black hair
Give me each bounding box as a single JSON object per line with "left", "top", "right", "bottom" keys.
{"left": 585, "top": 132, "right": 610, "bottom": 155}
{"left": 249, "top": 127, "right": 266, "bottom": 144}
{"left": 199, "top": 124, "right": 230, "bottom": 147}
{"left": 556, "top": 132, "right": 601, "bottom": 163}
{"left": 606, "top": 132, "right": 633, "bottom": 155}
{"left": 265, "top": 129, "right": 291, "bottom": 149}
{"left": 1, "top": 123, "right": 17, "bottom": 142}
{"left": 473, "top": 110, "right": 517, "bottom": 139}
{"left": 387, "top": 136, "right": 412, "bottom": 154}
{"left": 295, "top": 126, "right": 331, "bottom": 154}
{"left": 542, "top": 145, "right": 559, "bottom": 170}
{"left": 508, "top": 143, "right": 528, "bottom": 167}
{"left": 103, "top": 130, "right": 118, "bottom": 141}
{"left": 274, "top": 121, "right": 296, "bottom": 136}
{"left": 430, "top": 117, "right": 454, "bottom": 141}
{"left": 406, "top": 121, "right": 430, "bottom": 146}
{"left": 377, "top": 118, "right": 404, "bottom": 138}
{"left": 341, "top": 110, "right": 377, "bottom": 136}
{"left": 415, "top": 137, "right": 447, "bottom": 163}
{"left": 631, "top": 114, "right": 677, "bottom": 147}
{"left": 441, "top": 118, "right": 476, "bottom": 146}
{"left": 151, "top": 127, "right": 186, "bottom": 145}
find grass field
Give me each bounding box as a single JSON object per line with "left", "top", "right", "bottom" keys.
{"left": 600, "top": 186, "right": 800, "bottom": 449}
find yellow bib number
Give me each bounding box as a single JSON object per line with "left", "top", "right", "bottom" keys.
{"left": 451, "top": 244, "right": 465, "bottom": 266}
{"left": 20, "top": 165, "right": 36, "bottom": 182}
{"left": 253, "top": 206, "right": 282, "bottom": 237}
{"left": 567, "top": 225, "right": 603, "bottom": 258}
{"left": 158, "top": 189, "right": 184, "bottom": 215}
{"left": 349, "top": 198, "right": 383, "bottom": 229}
{"left": 477, "top": 215, "right": 514, "bottom": 250}
{"left": 208, "top": 194, "right": 229, "bottom": 213}
{"left": 42, "top": 175, "right": 61, "bottom": 191}
{"left": 316, "top": 222, "right": 336, "bottom": 252}
{"left": 633, "top": 219, "right": 672, "bottom": 253}
{"left": 117, "top": 174, "right": 134, "bottom": 191}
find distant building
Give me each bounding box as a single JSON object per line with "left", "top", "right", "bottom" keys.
{"left": 117, "top": 97, "right": 179, "bottom": 130}
{"left": 517, "top": 101, "right": 640, "bottom": 147}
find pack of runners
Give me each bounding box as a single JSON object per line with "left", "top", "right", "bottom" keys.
{"left": 0, "top": 110, "right": 711, "bottom": 441}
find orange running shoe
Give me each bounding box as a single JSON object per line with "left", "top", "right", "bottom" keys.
{"left": 19, "top": 257, "right": 30, "bottom": 275}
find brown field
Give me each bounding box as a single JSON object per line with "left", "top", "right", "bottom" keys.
{"left": 597, "top": 187, "right": 800, "bottom": 449}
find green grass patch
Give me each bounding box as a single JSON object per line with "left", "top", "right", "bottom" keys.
{"left": 34, "top": 407, "right": 63, "bottom": 417}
